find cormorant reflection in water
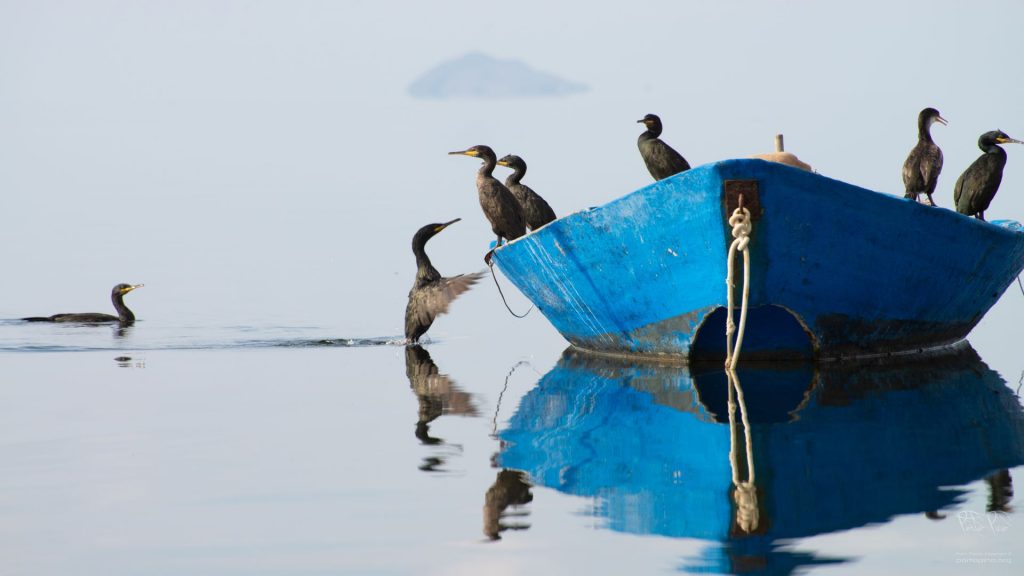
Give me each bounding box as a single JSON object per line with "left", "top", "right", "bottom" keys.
{"left": 925, "top": 469, "right": 1013, "bottom": 520}
{"left": 404, "top": 345, "right": 479, "bottom": 473}
{"left": 986, "top": 469, "right": 1014, "bottom": 513}
{"left": 484, "top": 469, "right": 533, "bottom": 540}
{"left": 483, "top": 360, "right": 538, "bottom": 541}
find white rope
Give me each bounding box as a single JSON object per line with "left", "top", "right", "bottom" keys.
{"left": 724, "top": 198, "right": 756, "bottom": 530}
{"left": 727, "top": 369, "right": 759, "bottom": 533}
{"left": 725, "top": 197, "right": 753, "bottom": 370}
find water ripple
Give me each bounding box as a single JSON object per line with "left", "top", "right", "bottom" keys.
{"left": 0, "top": 319, "right": 410, "bottom": 353}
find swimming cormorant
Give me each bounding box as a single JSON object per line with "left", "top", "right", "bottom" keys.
{"left": 637, "top": 113, "right": 691, "bottom": 181}
{"left": 902, "top": 107, "right": 947, "bottom": 206}
{"left": 449, "top": 145, "right": 526, "bottom": 246}
{"left": 953, "top": 130, "right": 1022, "bottom": 221}
{"left": 496, "top": 154, "right": 556, "bottom": 230}
{"left": 405, "top": 219, "right": 486, "bottom": 343}
{"left": 22, "top": 283, "right": 143, "bottom": 326}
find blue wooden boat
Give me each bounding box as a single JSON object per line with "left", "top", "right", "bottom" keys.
{"left": 497, "top": 346, "right": 1024, "bottom": 573}
{"left": 492, "top": 159, "right": 1024, "bottom": 360}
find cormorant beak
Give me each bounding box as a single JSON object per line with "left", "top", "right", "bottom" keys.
{"left": 122, "top": 284, "right": 144, "bottom": 294}
{"left": 936, "top": 115, "right": 948, "bottom": 126}
{"left": 636, "top": 119, "right": 645, "bottom": 124}
{"left": 496, "top": 160, "right": 510, "bottom": 167}
{"left": 435, "top": 218, "right": 461, "bottom": 233}
{"left": 448, "top": 149, "right": 479, "bottom": 157}
{"left": 997, "top": 135, "right": 1023, "bottom": 145}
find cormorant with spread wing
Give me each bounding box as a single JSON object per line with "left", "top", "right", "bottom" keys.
{"left": 405, "top": 219, "right": 485, "bottom": 343}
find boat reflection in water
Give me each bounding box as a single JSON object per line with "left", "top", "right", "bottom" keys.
{"left": 496, "top": 344, "right": 1024, "bottom": 574}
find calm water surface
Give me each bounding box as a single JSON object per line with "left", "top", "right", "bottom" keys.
{"left": 1, "top": 300, "right": 1022, "bottom": 576}
{"left": 5, "top": 3, "right": 1024, "bottom": 574}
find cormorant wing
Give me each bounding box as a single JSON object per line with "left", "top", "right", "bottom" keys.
{"left": 954, "top": 155, "right": 1002, "bottom": 214}
{"left": 407, "top": 271, "right": 486, "bottom": 334}
{"left": 641, "top": 140, "right": 690, "bottom": 179}
{"left": 661, "top": 143, "right": 691, "bottom": 173}
{"left": 902, "top": 145, "right": 925, "bottom": 191}
{"left": 920, "top": 146, "right": 943, "bottom": 194}
{"left": 514, "top": 183, "right": 557, "bottom": 229}
{"left": 46, "top": 312, "right": 120, "bottom": 323}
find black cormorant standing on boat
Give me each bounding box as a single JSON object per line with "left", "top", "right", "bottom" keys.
{"left": 405, "top": 219, "right": 486, "bottom": 343}
{"left": 902, "top": 107, "right": 947, "bottom": 206}
{"left": 954, "top": 130, "right": 1022, "bottom": 221}
{"left": 637, "top": 113, "right": 691, "bottom": 181}
{"left": 496, "top": 154, "right": 556, "bottom": 230}
{"left": 22, "top": 283, "right": 143, "bottom": 326}
{"left": 449, "top": 145, "right": 526, "bottom": 247}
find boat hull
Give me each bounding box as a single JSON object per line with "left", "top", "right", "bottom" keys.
{"left": 492, "top": 159, "right": 1024, "bottom": 360}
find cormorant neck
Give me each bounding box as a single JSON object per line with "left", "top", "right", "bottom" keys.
{"left": 641, "top": 124, "right": 662, "bottom": 139}
{"left": 477, "top": 155, "right": 496, "bottom": 177}
{"left": 112, "top": 292, "right": 135, "bottom": 325}
{"left": 506, "top": 164, "right": 525, "bottom": 185}
{"left": 413, "top": 240, "right": 439, "bottom": 281}
{"left": 918, "top": 117, "right": 934, "bottom": 143}
{"left": 982, "top": 141, "right": 1006, "bottom": 156}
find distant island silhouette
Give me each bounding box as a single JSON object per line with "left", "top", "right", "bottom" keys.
{"left": 409, "top": 52, "right": 588, "bottom": 99}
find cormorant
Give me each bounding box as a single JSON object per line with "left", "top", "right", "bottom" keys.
{"left": 637, "top": 113, "right": 691, "bottom": 180}
{"left": 496, "top": 154, "right": 556, "bottom": 230}
{"left": 902, "top": 107, "right": 947, "bottom": 206}
{"left": 405, "top": 219, "right": 486, "bottom": 343}
{"left": 449, "top": 145, "right": 526, "bottom": 246}
{"left": 954, "top": 130, "right": 1022, "bottom": 221}
{"left": 22, "top": 283, "right": 143, "bottom": 326}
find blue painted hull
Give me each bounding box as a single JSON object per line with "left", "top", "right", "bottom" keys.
{"left": 492, "top": 159, "right": 1024, "bottom": 360}
{"left": 498, "top": 346, "right": 1024, "bottom": 572}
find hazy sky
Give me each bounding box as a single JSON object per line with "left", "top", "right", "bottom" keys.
{"left": 2, "top": 0, "right": 1023, "bottom": 338}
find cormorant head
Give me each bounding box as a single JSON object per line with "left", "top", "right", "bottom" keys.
{"left": 920, "top": 107, "right": 947, "bottom": 127}
{"left": 112, "top": 283, "right": 143, "bottom": 297}
{"left": 448, "top": 145, "right": 496, "bottom": 163}
{"left": 412, "top": 218, "right": 461, "bottom": 250}
{"left": 496, "top": 154, "right": 526, "bottom": 171}
{"left": 637, "top": 113, "right": 663, "bottom": 131}
{"left": 980, "top": 130, "right": 1023, "bottom": 150}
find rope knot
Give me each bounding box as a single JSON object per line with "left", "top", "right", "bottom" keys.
{"left": 729, "top": 207, "right": 752, "bottom": 247}
{"left": 724, "top": 201, "right": 753, "bottom": 371}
